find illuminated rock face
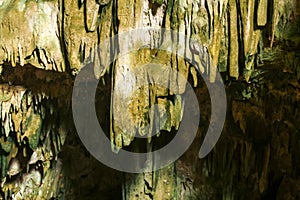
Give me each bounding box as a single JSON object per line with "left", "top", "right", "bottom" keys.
{"left": 0, "top": 71, "right": 72, "bottom": 199}
{"left": 0, "top": 0, "right": 296, "bottom": 77}
{"left": 0, "top": 0, "right": 297, "bottom": 146}
{"left": 0, "top": 0, "right": 300, "bottom": 199}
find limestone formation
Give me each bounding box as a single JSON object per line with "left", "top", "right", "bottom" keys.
{"left": 0, "top": 0, "right": 299, "bottom": 199}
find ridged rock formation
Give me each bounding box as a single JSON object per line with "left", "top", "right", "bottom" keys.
{"left": 0, "top": 0, "right": 299, "bottom": 199}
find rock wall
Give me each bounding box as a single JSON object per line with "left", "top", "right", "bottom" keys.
{"left": 0, "top": 0, "right": 299, "bottom": 199}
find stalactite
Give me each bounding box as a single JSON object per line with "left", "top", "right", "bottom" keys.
{"left": 63, "top": 0, "right": 98, "bottom": 71}
{"left": 0, "top": 82, "right": 71, "bottom": 199}
{"left": 208, "top": 0, "right": 227, "bottom": 81}
{"left": 270, "top": 0, "right": 279, "bottom": 48}
{"left": 96, "top": 3, "right": 115, "bottom": 78}
{"left": 257, "top": 0, "right": 268, "bottom": 26}
{"left": 0, "top": 0, "right": 294, "bottom": 81}
{"left": 85, "top": 0, "right": 100, "bottom": 32}
{"left": 0, "top": 0, "right": 299, "bottom": 199}
{"left": 228, "top": 0, "right": 239, "bottom": 79}
{"left": 0, "top": 0, "right": 65, "bottom": 71}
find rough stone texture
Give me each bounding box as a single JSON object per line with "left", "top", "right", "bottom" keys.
{"left": 0, "top": 0, "right": 298, "bottom": 150}
{"left": 0, "top": 0, "right": 65, "bottom": 71}
{"left": 0, "top": 0, "right": 299, "bottom": 199}
{"left": 0, "top": 0, "right": 297, "bottom": 80}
